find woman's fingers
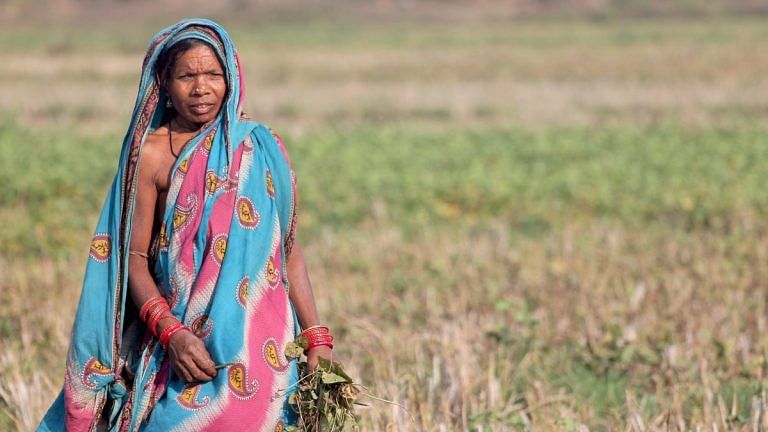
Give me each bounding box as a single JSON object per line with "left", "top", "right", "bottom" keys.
{"left": 187, "top": 336, "right": 216, "bottom": 379}
{"left": 168, "top": 330, "right": 217, "bottom": 382}
{"left": 174, "top": 361, "right": 193, "bottom": 382}
{"left": 191, "top": 358, "right": 216, "bottom": 381}
{"left": 191, "top": 350, "right": 217, "bottom": 378}
{"left": 190, "top": 364, "right": 214, "bottom": 382}
{"left": 181, "top": 348, "right": 216, "bottom": 382}
{"left": 179, "top": 352, "right": 214, "bottom": 382}
{"left": 176, "top": 356, "right": 210, "bottom": 382}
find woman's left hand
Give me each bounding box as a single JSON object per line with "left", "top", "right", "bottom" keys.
{"left": 306, "top": 345, "right": 340, "bottom": 370}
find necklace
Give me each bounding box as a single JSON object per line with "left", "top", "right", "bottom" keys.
{"left": 168, "top": 119, "right": 194, "bottom": 158}
{"left": 168, "top": 120, "right": 179, "bottom": 158}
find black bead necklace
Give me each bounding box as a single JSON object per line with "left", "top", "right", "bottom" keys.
{"left": 168, "top": 119, "right": 194, "bottom": 159}
{"left": 168, "top": 120, "right": 179, "bottom": 158}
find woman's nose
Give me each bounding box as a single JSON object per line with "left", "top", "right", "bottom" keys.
{"left": 191, "top": 78, "right": 210, "bottom": 95}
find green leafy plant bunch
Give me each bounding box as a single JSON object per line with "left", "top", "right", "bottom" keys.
{"left": 283, "top": 336, "right": 362, "bottom": 432}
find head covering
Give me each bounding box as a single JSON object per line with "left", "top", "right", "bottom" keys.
{"left": 38, "top": 18, "right": 299, "bottom": 431}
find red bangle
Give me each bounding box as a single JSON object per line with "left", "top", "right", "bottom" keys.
{"left": 301, "top": 326, "right": 334, "bottom": 352}
{"left": 140, "top": 297, "right": 164, "bottom": 321}
{"left": 301, "top": 326, "right": 330, "bottom": 340}
{"left": 307, "top": 338, "right": 334, "bottom": 347}
{"left": 147, "top": 310, "right": 173, "bottom": 336}
{"left": 140, "top": 297, "right": 168, "bottom": 322}
{"left": 159, "top": 322, "right": 189, "bottom": 348}
{"left": 145, "top": 302, "right": 171, "bottom": 336}
{"left": 301, "top": 325, "right": 329, "bottom": 335}
{"left": 303, "top": 330, "right": 330, "bottom": 340}
{"left": 307, "top": 335, "right": 334, "bottom": 344}
{"left": 306, "top": 338, "right": 334, "bottom": 352}
{"left": 145, "top": 305, "right": 168, "bottom": 324}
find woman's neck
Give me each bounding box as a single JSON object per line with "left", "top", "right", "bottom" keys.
{"left": 171, "top": 116, "right": 203, "bottom": 133}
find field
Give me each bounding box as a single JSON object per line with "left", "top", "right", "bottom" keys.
{"left": 2, "top": 3, "right": 768, "bottom": 430}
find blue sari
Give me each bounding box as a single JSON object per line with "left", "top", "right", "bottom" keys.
{"left": 38, "top": 19, "right": 300, "bottom": 432}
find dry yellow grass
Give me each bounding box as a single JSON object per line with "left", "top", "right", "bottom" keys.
{"left": 3, "top": 18, "right": 768, "bottom": 136}
{"left": 4, "top": 218, "right": 768, "bottom": 430}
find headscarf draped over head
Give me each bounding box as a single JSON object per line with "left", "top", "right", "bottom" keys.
{"left": 38, "top": 18, "right": 300, "bottom": 432}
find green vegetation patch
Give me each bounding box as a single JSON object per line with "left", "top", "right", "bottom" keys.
{"left": 0, "top": 118, "right": 120, "bottom": 257}
{"left": 2, "top": 119, "right": 766, "bottom": 257}
{"left": 290, "top": 123, "right": 768, "bottom": 238}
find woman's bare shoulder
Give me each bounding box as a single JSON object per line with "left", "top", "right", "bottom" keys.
{"left": 139, "top": 127, "right": 170, "bottom": 179}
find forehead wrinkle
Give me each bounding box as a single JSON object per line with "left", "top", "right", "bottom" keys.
{"left": 174, "top": 53, "right": 223, "bottom": 73}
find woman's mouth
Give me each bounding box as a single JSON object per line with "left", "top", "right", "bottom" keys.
{"left": 189, "top": 103, "right": 214, "bottom": 115}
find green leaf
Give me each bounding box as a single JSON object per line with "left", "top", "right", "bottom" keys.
{"left": 295, "top": 335, "right": 309, "bottom": 349}
{"left": 317, "top": 357, "right": 354, "bottom": 382}
{"left": 322, "top": 371, "right": 351, "bottom": 384}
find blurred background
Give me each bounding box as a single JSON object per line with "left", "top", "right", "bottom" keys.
{"left": 1, "top": 1, "right": 768, "bottom": 430}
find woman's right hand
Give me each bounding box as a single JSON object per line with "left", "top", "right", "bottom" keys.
{"left": 166, "top": 330, "right": 218, "bottom": 383}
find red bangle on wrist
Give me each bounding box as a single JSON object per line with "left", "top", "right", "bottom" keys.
{"left": 301, "top": 325, "right": 334, "bottom": 353}
{"left": 147, "top": 310, "right": 174, "bottom": 337}
{"left": 159, "top": 322, "right": 189, "bottom": 348}
{"left": 140, "top": 297, "right": 168, "bottom": 322}
{"left": 306, "top": 339, "right": 334, "bottom": 351}
{"left": 144, "top": 302, "right": 172, "bottom": 337}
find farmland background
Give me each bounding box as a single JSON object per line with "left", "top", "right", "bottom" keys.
{"left": 1, "top": 1, "right": 768, "bottom": 430}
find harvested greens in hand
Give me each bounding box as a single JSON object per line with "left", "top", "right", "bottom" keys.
{"left": 284, "top": 336, "right": 361, "bottom": 432}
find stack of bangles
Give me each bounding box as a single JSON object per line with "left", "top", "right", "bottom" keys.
{"left": 301, "top": 325, "right": 334, "bottom": 353}
{"left": 139, "top": 296, "right": 191, "bottom": 349}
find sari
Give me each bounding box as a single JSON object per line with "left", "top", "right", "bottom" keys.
{"left": 38, "top": 18, "right": 300, "bottom": 431}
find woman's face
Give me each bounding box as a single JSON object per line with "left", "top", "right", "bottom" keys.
{"left": 166, "top": 44, "right": 226, "bottom": 128}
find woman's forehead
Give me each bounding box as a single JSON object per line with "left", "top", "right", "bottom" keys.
{"left": 174, "top": 45, "right": 223, "bottom": 70}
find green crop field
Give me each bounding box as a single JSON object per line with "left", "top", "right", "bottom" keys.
{"left": 1, "top": 3, "right": 768, "bottom": 430}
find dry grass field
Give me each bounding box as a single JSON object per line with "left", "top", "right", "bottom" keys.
{"left": 2, "top": 2, "right": 768, "bottom": 430}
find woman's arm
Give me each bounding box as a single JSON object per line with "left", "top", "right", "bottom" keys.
{"left": 286, "top": 242, "right": 335, "bottom": 367}
{"left": 273, "top": 130, "right": 335, "bottom": 366}
{"left": 127, "top": 148, "right": 164, "bottom": 310}
{"left": 128, "top": 141, "right": 216, "bottom": 382}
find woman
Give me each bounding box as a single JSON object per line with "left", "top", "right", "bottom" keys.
{"left": 38, "top": 18, "right": 335, "bottom": 431}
